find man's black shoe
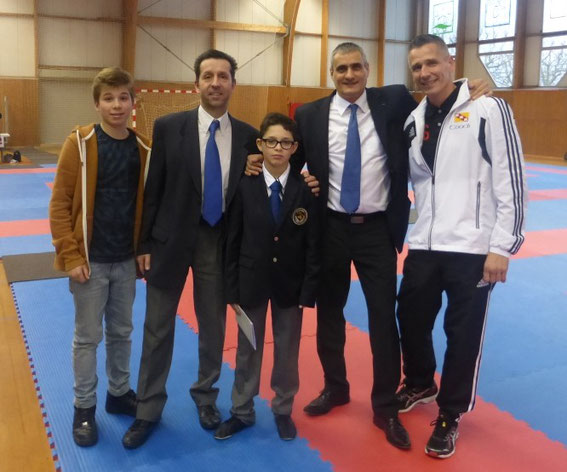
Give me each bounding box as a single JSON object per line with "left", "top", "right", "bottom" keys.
{"left": 373, "top": 414, "right": 411, "bottom": 450}
{"left": 198, "top": 404, "right": 221, "bottom": 430}
{"left": 425, "top": 412, "right": 459, "bottom": 459}
{"left": 73, "top": 405, "right": 98, "bottom": 447}
{"left": 274, "top": 414, "right": 297, "bottom": 440}
{"left": 214, "top": 416, "right": 250, "bottom": 440}
{"left": 106, "top": 389, "right": 138, "bottom": 417}
{"left": 122, "top": 419, "right": 157, "bottom": 449}
{"left": 396, "top": 382, "right": 438, "bottom": 413}
{"left": 303, "top": 390, "right": 350, "bottom": 416}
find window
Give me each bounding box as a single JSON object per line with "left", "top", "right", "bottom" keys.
{"left": 478, "top": 0, "right": 517, "bottom": 87}
{"left": 540, "top": 0, "right": 567, "bottom": 86}
{"left": 428, "top": 0, "right": 459, "bottom": 54}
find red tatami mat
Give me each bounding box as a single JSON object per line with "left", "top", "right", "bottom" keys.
{"left": 176, "top": 274, "right": 567, "bottom": 472}
{"left": 0, "top": 218, "right": 50, "bottom": 237}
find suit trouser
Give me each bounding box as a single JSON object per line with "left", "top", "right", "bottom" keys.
{"left": 316, "top": 212, "right": 400, "bottom": 417}
{"left": 136, "top": 221, "right": 226, "bottom": 421}
{"left": 230, "top": 300, "right": 303, "bottom": 425}
{"left": 396, "top": 250, "right": 494, "bottom": 416}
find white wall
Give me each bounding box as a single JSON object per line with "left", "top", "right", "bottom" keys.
{"left": 136, "top": 0, "right": 285, "bottom": 85}
{"left": 0, "top": 0, "right": 33, "bottom": 14}
{"left": 38, "top": 0, "right": 121, "bottom": 18}
{"left": 291, "top": 0, "right": 322, "bottom": 86}
{"left": 329, "top": 0, "right": 377, "bottom": 38}
{"left": 39, "top": 80, "right": 99, "bottom": 144}
{"left": 39, "top": 18, "right": 122, "bottom": 69}
{"left": 0, "top": 17, "right": 35, "bottom": 76}
{"left": 135, "top": 25, "right": 209, "bottom": 83}
{"left": 215, "top": 0, "right": 284, "bottom": 84}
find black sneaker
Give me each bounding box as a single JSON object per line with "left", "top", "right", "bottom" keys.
{"left": 106, "top": 389, "right": 138, "bottom": 417}
{"left": 396, "top": 382, "right": 438, "bottom": 413}
{"left": 425, "top": 412, "right": 460, "bottom": 459}
{"left": 73, "top": 405, "right": 98, "bottom": 447}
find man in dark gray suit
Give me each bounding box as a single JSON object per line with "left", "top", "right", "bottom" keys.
{"left": 122, "top": 49, "right": 259, "bottom": 449}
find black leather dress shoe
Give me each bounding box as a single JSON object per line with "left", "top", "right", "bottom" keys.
{"left": 274, "top": 414, "right": 297, "bottom": 440}
{"left": 373, "top": 415, "right": 411, "bottom": 450}
{"left": 214, "top": 416, "right": 250, "bottom": 440}
{"left": 106, "top": 389, "right": 138, "bottom": 417}
{"left": 122, "top": 419, "right": 157, "bottom": 449}
{"left": 73, "top": 406, "right": 98, "bottom": 447}
{"left": 303, "top": 390, "right": 350, "bottom": 416}
{"left": 198, "top": 404, "right": 221, "bottom": 430}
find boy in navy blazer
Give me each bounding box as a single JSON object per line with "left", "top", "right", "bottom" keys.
{"left": 215, "top": 112, "right": 320, "bottom": 441}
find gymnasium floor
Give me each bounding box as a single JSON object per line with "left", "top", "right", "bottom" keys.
{"left": 0, "top": 154, "right": 566, "bottom": 471}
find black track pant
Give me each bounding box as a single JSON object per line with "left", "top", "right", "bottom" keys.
{"left": 396, "top": 250, "right": 495, "bottom": 416}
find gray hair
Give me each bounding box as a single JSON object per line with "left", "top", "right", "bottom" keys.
{"left": 330, "top": 42, "right": 369, "bottom": 70}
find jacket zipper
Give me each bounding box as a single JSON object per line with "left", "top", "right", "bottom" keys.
{"left": 476, "top": 182, "right": 481, "bottom": 229}
{"left": 427, "top": 118, "right": 448, "bottom": 250}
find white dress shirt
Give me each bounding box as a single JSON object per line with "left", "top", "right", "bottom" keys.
{"left": 327, "top": 90, "right": 390, "bottom": 214}
{"left": 263, "top": 163, "right": 290, "bottom": 198}
{"left": 198, "top": 105, "right": 233, "bottom": 212}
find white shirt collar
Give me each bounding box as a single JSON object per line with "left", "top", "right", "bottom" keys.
{"left": 262, "top": 163, "right": 290, "bottom": 193}
{"left": 333, "top": 89, "right": 368, "bottom": 116}
{"left": 198, "top": 105, "right": 230, "bottom": 133}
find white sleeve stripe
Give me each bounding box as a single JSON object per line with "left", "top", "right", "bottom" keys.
{"left": 495, "top": 97, "right": 525, "bottom": 254}
{"left": 489, "top": 97, "right": 525, "bottom": 254}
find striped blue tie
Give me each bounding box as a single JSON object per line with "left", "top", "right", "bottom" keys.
{"left": 340, "top": 103, "right": 361, "bottom": 214}
{"left": 202, "top": 119, "right": 222, "bottom": 226}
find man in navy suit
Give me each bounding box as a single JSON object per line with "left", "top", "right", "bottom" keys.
{"left": 122, "top": 49, "right": 259, "bottom": 449}
{"left": 294, "top": 42, "right": 415, "bottom": 450}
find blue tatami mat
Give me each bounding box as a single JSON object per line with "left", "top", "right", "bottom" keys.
{"left": 342, "top": 254, "right": 567, "bottom": 446}
{"left": 12, "top": 278, "right": 332, "bottom": 472}
{"left": 0, "top": 173, "right": 53, "bottom": 222}
{"left": 0, "top": 234, "right": 54, "bottom": 256}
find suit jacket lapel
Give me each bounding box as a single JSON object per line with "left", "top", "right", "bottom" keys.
{"left": 181, "top": 109, "right": 202, "bottom": 196}
{"left": 315, "top": 95, "right": 332, "bottom": 185}
{"left": 278, "top": 173, "right": 300, "bottom": 229}
{"left": 226, "top": 115, "right": 247, "bottom": 208}
{"left": 250, "top": 174, "right": 274, "bottom": 227}
{"left": 367, "top": 88, "right": 389, "bottom": 150}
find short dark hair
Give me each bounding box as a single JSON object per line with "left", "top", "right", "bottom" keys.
{"left": 331, "top": 42, "right": 368, "bottom": 70}
{"left": 259, "top": 112, "right": 298, "bottom": 141}
{"left": 194, "top": 49, "right": 238, "bottom": 81}
{"left": 409, "top": 34, "right": 450, "bottom": 55}
{"left": 92, "top": 67, "right": 135, "bottom": 103}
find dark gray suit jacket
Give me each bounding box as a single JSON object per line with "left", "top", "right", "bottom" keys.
{"left": 138, "top": 108, "right": 259, "bottom": 289}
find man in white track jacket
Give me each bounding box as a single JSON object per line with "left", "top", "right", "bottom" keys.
{"left": 395, "top": 34, "right": 527, "bottom": 459}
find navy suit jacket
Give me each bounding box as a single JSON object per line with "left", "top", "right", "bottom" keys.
{"left": 138, "top": 108, "right": 259, "bottom": 289}
{"left": 293, "top": 86, "right": 417, "bottom": 252}
{"left": 225, "top": 172, "right": 320, "bottom": 308}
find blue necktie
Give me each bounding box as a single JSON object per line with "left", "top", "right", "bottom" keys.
{"left": 340, "top": 103, "right": 361, "bottom": 214}
{"left": 203, "top": 119, "right": 222, "bottom": 226}
{"left": 270, "top": 180, "right": 282, "bottom": 223}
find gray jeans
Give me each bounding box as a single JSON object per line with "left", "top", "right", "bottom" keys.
{"left": 70, "top": 258, "right": 136, "bottom": 408}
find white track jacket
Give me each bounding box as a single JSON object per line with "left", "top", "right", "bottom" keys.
{"left": 404, "top": 80, "right": 527, "bottom": 257}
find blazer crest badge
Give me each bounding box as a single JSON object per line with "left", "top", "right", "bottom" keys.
{"left": 292, "top": 208, "right": 308, "bottom": 225}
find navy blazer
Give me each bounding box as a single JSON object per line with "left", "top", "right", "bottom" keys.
{"left": 293, "top": 86, "right": 417, "bottom": 253}
{"left": 139, "top": 108, "right": 259, "bottom": 289}
{"left": 225, "top": 172, "right": 320, "bottom": 308}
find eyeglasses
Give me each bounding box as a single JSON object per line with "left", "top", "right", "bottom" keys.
{"left": 261, "top": 138, "right": 296, "bottom": 150}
